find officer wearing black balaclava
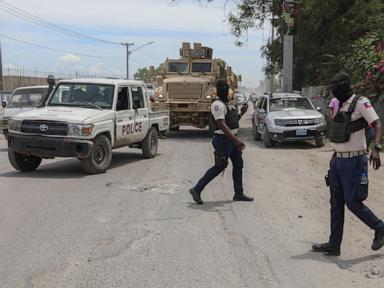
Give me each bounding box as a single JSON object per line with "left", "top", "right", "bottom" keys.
{"left": 312, "top": 72, "right": 384, "bottom": 256}
{"left": 189, "top": 80, "right": 253, "bottom": 204}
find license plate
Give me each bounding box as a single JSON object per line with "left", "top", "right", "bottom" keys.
{"left": 296, "top": 129, "right": 307, "bottom": 136}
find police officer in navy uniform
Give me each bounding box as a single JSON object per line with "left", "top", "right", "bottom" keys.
{"left": 189, "top": 80, "right": 253, "bottom": 204}
{"left": 312, "top": 72, "right": 384, "bottom": 256}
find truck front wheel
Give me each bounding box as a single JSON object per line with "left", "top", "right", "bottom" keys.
{"left": 142, "top": 127, "right": 158, "bottom": 158}
{"left": 81, "top": 135, "right": 112, "bottom": 174}
{"left": 8, "top": 148, "right": 42, "bottom": 172}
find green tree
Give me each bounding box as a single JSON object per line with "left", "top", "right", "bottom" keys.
{"left": 134, "top": 67, "right": 151, "bottom": 82}
{"left": 174, "top": 0, "right": 384, "bottom": 91}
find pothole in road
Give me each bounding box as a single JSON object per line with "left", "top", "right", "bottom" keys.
{"left": 106, "top": 179, "right": 193, "bottom": 195}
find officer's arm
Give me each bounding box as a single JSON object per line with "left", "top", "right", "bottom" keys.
{"left": 372, "top": 119, "right": 383, "bottom": 146}
{"left": 216, "top": 119, "right": 245, "bottom": 150}
{"left": 370, "top": 119, "right": 382, "bottom": 170}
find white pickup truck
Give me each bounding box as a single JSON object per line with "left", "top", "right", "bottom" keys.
{"left": 7, "top": 78, "right": 169, "bottom": 174}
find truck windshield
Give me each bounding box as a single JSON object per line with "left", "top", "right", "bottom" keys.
{"left": 48, "top": 83, "right": 114, "bottom": 109}
{"left": 8, "top": 88, "right": 48, "bottom": 108}
{"left": 269, "top": 98, "right": 313, "bottom": 112}
{"left": 167, "top": 62, "right": 189, "bottom": 74}
{"left": 191, "top": 62, "right": 212, "bottom": 73}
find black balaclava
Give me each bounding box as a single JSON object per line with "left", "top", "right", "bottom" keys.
{"left": 216, "top": 80, "right": 229, "bottom": 103}
{"left": 331, "top": 72, "right": 353, "bottom": 104}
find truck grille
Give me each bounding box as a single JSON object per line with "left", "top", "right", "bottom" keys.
{"left": 276, "top": 119, "right": 315, "bottom": 127}
{"left": 167, "top": 83, "right": 202, "bottom": 100}
{"left": 21, "top": 120, "right": 68, "bottom": 135}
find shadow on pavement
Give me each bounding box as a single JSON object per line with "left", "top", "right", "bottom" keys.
{"left": 187, "top": 200, "right": 233, "bottom": 212}
{"left": 0, "top": 151, "right": 147, "bottom": 179}
{"left": 291, "top": 251, "right": 384, "bottom": 270}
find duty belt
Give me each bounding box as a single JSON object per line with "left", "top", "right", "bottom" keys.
{"left": 335, "top": 150, "right": 366, "bottom": 158}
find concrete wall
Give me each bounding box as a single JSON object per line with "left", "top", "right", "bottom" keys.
{"left": 2, "top": 76, "right": 47, "bottom": 92}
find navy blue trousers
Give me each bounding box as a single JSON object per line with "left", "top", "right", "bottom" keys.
{"left": 329, "top": 155, "right": 384, "bottom": 246}
{"left": 194, "top": 134, "right": 243, "bottom": 195}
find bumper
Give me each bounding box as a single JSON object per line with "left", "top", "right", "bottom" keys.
{"left": 7, "top": 133, "right": 93, "bottom": 159}
{"left": 268, "top": 129, "right": 326, "bottom": 142}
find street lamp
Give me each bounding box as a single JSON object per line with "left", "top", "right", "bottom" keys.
{"left": 121, "top": 41, "right": 154, "bottom": 79}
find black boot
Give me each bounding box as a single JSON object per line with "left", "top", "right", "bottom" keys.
{"left": 312, "top": 243, "right": 340, "bottom": 256}
{"left": 189, "top": 188, "right": 203, "bottom": 205}
{"left": 372, "top": 227, "right": 384, "bottom": 251}
{"left": 233, "top": 194, "right": 254, "bottom": 202}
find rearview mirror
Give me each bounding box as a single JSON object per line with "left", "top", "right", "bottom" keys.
{"left": 316, "top": 107, "right": 322, "bottom": 112}
{"left": 1, "top": 101, "right": 6, "bottom": 108}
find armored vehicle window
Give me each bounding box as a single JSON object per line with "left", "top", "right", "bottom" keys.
{"left": 167, "top": 62, "right": 189, "bottom": 73}
{"left": 131, "top": 87, "right": 145, "bottom": 109}
{"left": 191, "top": 62, "right": 212, "bottom": 73}
{"left": 116, "top": 87, "right": 130, "bottom": 111}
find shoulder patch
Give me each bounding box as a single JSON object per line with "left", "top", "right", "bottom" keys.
{"left": 359, "top": 97, "right": 372, "bottom": 108}
{"left": 214, "top": 105, "right": 219, "bottom": 111}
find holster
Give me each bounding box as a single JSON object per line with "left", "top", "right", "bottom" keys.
{"left": 214, "top": 148, "right": 228, "bottom": 168}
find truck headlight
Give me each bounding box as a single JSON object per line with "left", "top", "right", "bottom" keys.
{"left": 206, "top": 95, "right": 211, "bottom": 100}
{"left": 314, "top": 117, "right": 324, "bottom": 125}
{"left": 274, "top": 119, "right": 285, "bottom": 126}
{"left": 68, "top": 124, "right": 94, "bottom": 136}
{"left": 8, "top": 119, "right": 22, "bottom": 131}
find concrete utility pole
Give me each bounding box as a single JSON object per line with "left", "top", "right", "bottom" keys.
{"left": 283, "top": 35, "right": 293, "bottom": 92}
{"left": 0, "top": 41, "right": 3, "bottom": 90}
{"left": 121, "top": 42, "right": 134, "bottom": 79}
{"left": 282, "top": 0, "right": 299, "bottom": 92}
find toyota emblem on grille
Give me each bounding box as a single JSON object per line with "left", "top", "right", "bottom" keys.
{"left": 298, "top": 120, "right": 303, "bottom": 125}
{"left": 39, "top": 124, "right": 49, "bottom": 132}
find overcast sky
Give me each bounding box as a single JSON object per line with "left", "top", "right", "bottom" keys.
{"left": 0, "top": 0, "right": 269, "bottom": 88}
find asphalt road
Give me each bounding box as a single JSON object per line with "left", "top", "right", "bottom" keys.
{"left": 1, "top": 113, "right": 384, "bottom": 288}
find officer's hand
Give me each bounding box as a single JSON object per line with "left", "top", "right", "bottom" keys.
{"left": 240, "top": 104, "right": 248, "bottom": 115}
{"left": 235, "top": 139, "right": 246, "bottom": 151}
{"left": 370, "top": 149, "right": 381, "bottom": 170}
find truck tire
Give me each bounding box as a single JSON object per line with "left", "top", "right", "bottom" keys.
{"left": 315, "top": 137, "right": 325, "bottom": 147}
{"left": 252, "top": 122, "right": 261, "bottom": 141}
{"left": 263, "top": 129, "right": 275, "bottom": 147}
{"left": 8, "top": 148, "right": 42, "bottom": 172}
{"left": 142, "top": 127, "right": 158, "bottom": 158}
{"left": 81, "top": 135, "right": 112, "bottom": 174}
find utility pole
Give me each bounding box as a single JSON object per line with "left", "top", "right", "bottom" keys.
{"left": 121, "top": 42, "right": 134, "bottom": 79}
{"left": 121, "top": 41, "right": 154, "bottom": 79}
{"left": 0, "top": 41, "right": 3, "bottom": 91}
{"left": 282, "top": 0, "right": 299, "bottom": 92}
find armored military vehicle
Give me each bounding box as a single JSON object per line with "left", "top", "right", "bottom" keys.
{"left": 152, "top": 42, "right": 239, "bottom": 131}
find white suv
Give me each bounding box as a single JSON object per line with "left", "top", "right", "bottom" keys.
{"left": 252, "top": 92, "right": 326, "bottom": 147}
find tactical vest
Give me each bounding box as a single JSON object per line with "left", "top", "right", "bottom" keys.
{"left": 210, "top": 101, "right": 240, "bottom": 132}
{"left": 330, "top": 96, "right": 368, "bottom": 143}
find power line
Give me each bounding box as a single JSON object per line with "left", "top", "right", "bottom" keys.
{"left": 0, "top": 0, "right": 121, "bottom": 45}
{"left": 0, "top": 33, "right": 124, "bottom": 59}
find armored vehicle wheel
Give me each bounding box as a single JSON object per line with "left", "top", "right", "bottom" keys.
{"left": 8, "top": 148, "right": 42, "bottom": 172}
{"left": 315, "top": 137, "right": 325, "bottom": 147}
{"left": 252, "top": 122, "right": 261, "bottom": 141}
{"left": 263, "top": 129, "right": 275, "bottom": 147}
{"left": 81, "top": 135, "right": 112, "bottom": 174}
{"left": 142, "top": 127, "right": 158, "bottom": 158}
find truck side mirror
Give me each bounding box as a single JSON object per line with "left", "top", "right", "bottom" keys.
{"left": 1, "top": 101, "right": 6, "bottom": 108}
